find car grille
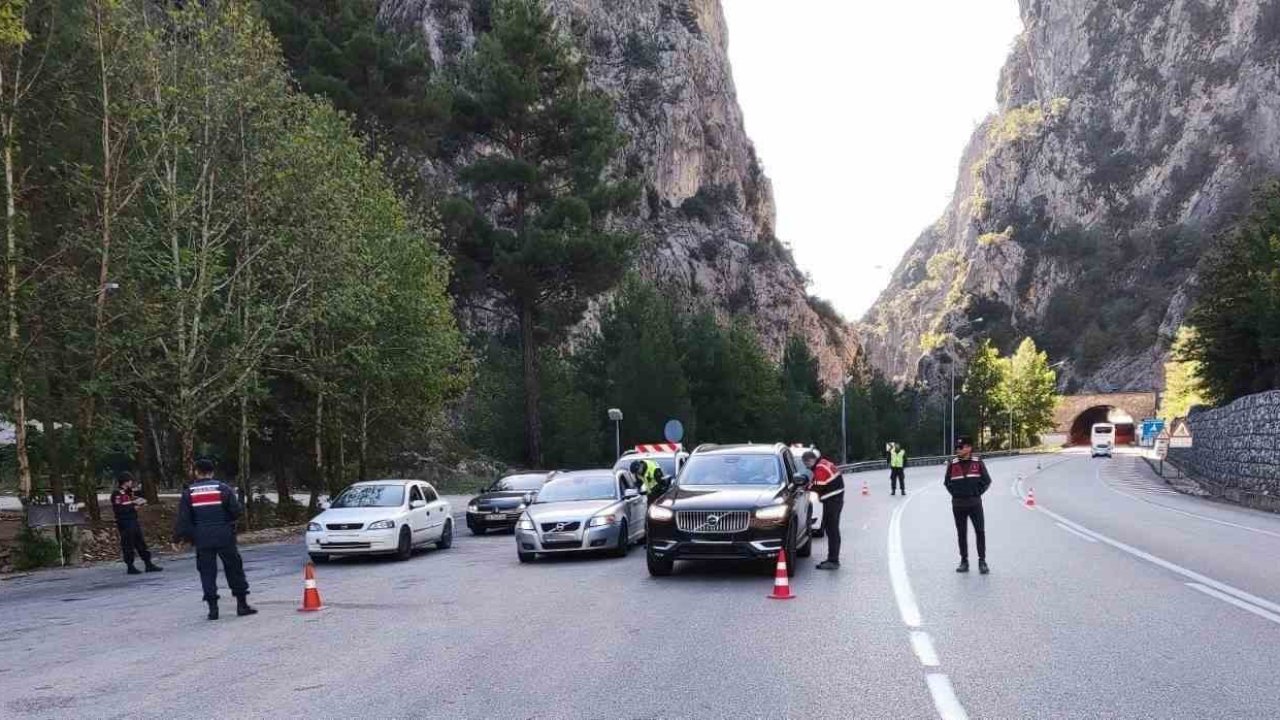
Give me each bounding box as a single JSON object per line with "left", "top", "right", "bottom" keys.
{"left": 541, "top": 540, "right": 582, "bottom": 550}
{"left": 540, "top": 521, "right": 581, "bottom": 532}
{"left": 326, "top": 523, "right": 363, "bottom": 531}
{"left": 676, "top": 511, "right": 750, "bottom": 534}
{"left": 319, "top": 542, "right": 371, "bottom": 549}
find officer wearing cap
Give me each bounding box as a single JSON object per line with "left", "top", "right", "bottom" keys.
{"left": 802, "top": 450, "right": 845, "bottom": 570}
{"left": 173, "top": 458, "right": 256, "bottom": 620}
{"left": 110, "top": 472, "right": 162, "bottom": 575}
{"left": 943, "top": 436, "right": 992, "bottom": 574}
{"left": 630, "top": 459, "right": 668, "bottom": 505}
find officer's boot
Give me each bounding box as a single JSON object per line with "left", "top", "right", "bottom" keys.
{"left": 126, "top": 564, "right": 142, "bottom": 575}
{"left": 979, "top": 559, "right": 990, "bottom": 575}
{"left": 955, "top": 559, "right": 970, "bottom": 573}
{"left": 144, "top": 561, "right": 163, "bottom": 572}
{"left": 236, "top": 596, "right": 258, "bottom": 617}
{"left": 207, "top": 599, "right": 219, "bottom": 620}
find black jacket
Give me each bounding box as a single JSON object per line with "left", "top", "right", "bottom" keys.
{"left": 110, "top": 489, "right": 140, "bottom": 526}
{"left": 943, "top": 457, "right": 992, "bottom": 500}
{"left": 173, "top": 479, "right": 241, "bottom": 549}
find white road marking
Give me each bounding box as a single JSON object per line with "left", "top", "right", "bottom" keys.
{"left": 888, "top": 485, "right": 925, "bottom": 628}
{"left": 1055, "top": 522, "right": 1098, "bottom": 543}
{"left": 1039, "top": 506, "right": 1280, "bottom": 617}
{"left": 926, "top": 674, "right": 970, "bottom": 720}
{"left": 910, "top": 630, "right": 940, "bottom": 666}
{"left": 1099, "top": 466, "right": 1280, "bottom": 539}
{"left": 1185, "top": 583, "right": 1280, "bottom": 626}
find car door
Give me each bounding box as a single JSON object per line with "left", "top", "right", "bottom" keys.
{"left": 422, "top": 483, "right": 447, "bottom": 539}
{"left": 781, "top": 451, "right": 808, "bottom": 543}
{"left": 407, "top": 484, "right": 429, "bottom": 544}
{"left": 621, "top": 474, "right": 644, "bottom": 540}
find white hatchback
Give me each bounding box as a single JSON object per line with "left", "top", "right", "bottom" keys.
{"left": 306, "top": 480, "right": 453, "bottom": 562}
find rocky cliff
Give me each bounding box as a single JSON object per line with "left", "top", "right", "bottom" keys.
{"left": 381, "top": 0, "right": 859, "bottom": 386}
{"left": 862, "top": 0, "right": 1280, "bottom": 392}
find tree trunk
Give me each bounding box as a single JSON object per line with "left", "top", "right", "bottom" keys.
{"left": 308, "top": 388, "right": 324, "bottom": 512}
{"left": 4, "top": 117, "right": 31, "bottom": 500}
{"left": 75, "top": 399, "right": 101, "bottom": 522}
{"left": 147, "top": 408, "right": 169, "bottom": 489}
{"left": 272, "top": 418, "right": 290, "bottom": 508}
{"left": 519, "top": 300, "right": 542, "bottom": 467}
{"left": 179, "top": 422, "right": 195, "bottom": 488}
{"left": 237, "top": 389, "right": 251, "bottom": 528}
{"left": 358, "top": 386, "right": 368, "bottom": 483}
{"left": 47, "top": 422, "right": 64, "bottom": 504}
{"left": 135, "top": 404, "right": 158, "bottom": 502}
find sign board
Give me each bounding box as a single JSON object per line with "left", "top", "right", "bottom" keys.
{"left": 1170, "top": 421, "right": 1193, "bottom": 448}
{"left": 1139, "top": 419, "right": 1165, "bottom": 448}
{"left": 25, "top": 503, "right": 89, "bottom": 529}
{"left": 635, "top": 443, "right": 682, "bottom": 453}
{"left": 663, "top": 419, "right": 685, "bottom": 445}
{"left": 1154, "top": 429, "right": 1170, "bottom": 460}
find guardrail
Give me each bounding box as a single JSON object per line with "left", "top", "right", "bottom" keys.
{"left": 837, "top": 448, "right": 1053, "bottom": 475}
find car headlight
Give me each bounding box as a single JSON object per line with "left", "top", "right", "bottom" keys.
{"left": 307, "top": 522, "right": 322, "bottom": 532}
{"left": 467, "top": 503, "right": 479, "bottom": 512}
{"left": 755, "top": 504, "right": 789, "bottom": 521}
{"left": 367, "top": 519, "right": 395, "bottom": 530}
{"left": 516, "top": 503, "right": 527, "bottom": 510}
{"left": 648, "top": 505, "right": 674, "bottom": 521}
{"left": 517, "top": 516, "right": 535, "bottom": 531}
{"left": 588, "top": 514, "right": 617, "bottom": 527}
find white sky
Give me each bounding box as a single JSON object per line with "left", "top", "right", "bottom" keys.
{"left": 721, "top": 2, "right": 1024, "bottom": 320}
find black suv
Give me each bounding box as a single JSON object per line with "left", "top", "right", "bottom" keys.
{"left": 645, "top": 443, "right": 813, "bottom": 576}
{"left": 466, "top": 472, "right": 550, "bottom": 535}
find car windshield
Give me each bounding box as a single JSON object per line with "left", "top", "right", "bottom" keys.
{"left": 331, "top": 484, "right": 405, "bottom": 508}
{"left": 612, "top": 456, "right": 677, "bottom": 477}
{"left": 680, "top": 454, "right": 781, "bottom": 486}
{"left": 490, "top": 474, "right": 546, "bottom": 492}
{"left": 534, "top": 475, "right": 617, "bottom": 503}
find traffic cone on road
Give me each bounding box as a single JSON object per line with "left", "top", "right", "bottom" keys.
{"left": 298, "top": 562, "right": 325, "bottom": 612}
{"left": 1024, "top": 488, "right": 1037, "bottom": 508}
{"left": 767, "top": 550, "right": 794, "bottom": 600}
{"left": 861, "top": 479, "right": 870, "bottom": 496}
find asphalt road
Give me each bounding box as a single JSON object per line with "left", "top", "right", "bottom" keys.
{"left": 1, "top": 451, "right": 1278, "bottom": 719}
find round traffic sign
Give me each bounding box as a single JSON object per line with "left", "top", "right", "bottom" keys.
{"left": 663, "top": 419, "right": 684, "bottom": 444}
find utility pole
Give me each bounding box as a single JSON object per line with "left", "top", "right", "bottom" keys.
{"left": 839, "top": 374, "right": 852, "bottom": 464}
{"left": 607, "top": 408, "right": 623, "bottom": 460}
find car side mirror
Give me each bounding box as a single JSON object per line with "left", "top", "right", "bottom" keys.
{"left": 790, "top": 474, "right": 808, "bottom": 488}
{"left": 410, "top": 499, "right": 426, "bottom": 509}
{"left": 477, "top": 485, "right": 487, "bottom": 494}
{"left": 623, "top": 488, "right": 639, "bottom": 498}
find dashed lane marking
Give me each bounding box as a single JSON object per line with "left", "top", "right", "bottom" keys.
{"left": 888, "top": 485, "right": 925, "bottom": 628}
{"left": 910, "top": 630, "right": 940, "bottom": 667}
{"left": 1055, "top": 522, "right": 1098, "bottom": 543}
{"left": 926, "top": 674, "right": 970, "bottom": 720}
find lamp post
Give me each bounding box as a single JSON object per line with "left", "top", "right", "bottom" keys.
{"left": 607, "top": 408, "right": 623, "bottom": 460}
{"left": 838, "top": 374, "right": 853, "bottom": 464}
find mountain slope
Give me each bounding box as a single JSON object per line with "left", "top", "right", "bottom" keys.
{"left": 381, "top": 0, "right": 859, "bottom": 386}
{"left": 862, "top": 0, "right": 1280, "bottom": 391}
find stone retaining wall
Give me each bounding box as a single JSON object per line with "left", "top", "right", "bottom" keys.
{"left": 1169, "top": 390, "right": 1280, "bottom": 513}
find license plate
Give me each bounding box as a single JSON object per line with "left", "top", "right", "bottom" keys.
{"left": 486, "top": 514, "right": 506, "bottom": 521}
{"left": 544, "top": 532, "right": 576, "bottom": 543}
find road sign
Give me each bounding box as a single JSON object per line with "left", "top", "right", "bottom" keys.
{"left": 663, "top": 419, "right": 684, "bottom": 444}
{"left": 1139, "top": 419, "right": 1165, "bottom": 447}
{"left": 1170, "top": 420, "right": 1193, "bottom": 448}
{"left": 1154, "top": 429, "right": 1170, "bottom": 460}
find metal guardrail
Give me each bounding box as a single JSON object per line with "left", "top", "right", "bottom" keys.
{"left": 837, "top": 448, "right": 1050, "bottom": 475}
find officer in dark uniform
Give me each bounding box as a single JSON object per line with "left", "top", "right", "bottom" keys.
{"left": 173, "top": 458, "right": 256, "bottom": 620}
{"left": 943, "top": 437, "right": 992, "bottom": 574}
{"left": 803, "top": 450, "right": 845, "bottom": 570}
{"left": 110, "top": 472, "right": 162, "bottom": 575}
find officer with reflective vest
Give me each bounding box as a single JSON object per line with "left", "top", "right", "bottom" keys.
{"left": 802, "top": 450, "right": 845, "bottom": 570}
{"left": 110, "top": 472, "right": 162, "bottom": 575}
{"left": 888, "top": 442, "right": 908, "bottom": 496}
{"left": 630, "top": 459, "right": 668, "bottom": 504}
{"left": 173, "top": 458, "right": 256, "bottom": 620}
{"left": 943, "top": 436, "right": 992, "bottom": 574}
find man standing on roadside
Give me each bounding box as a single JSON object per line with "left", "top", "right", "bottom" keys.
{"left": 887, "top": 442, "right": 908, "bottom": 496}
{"left": 111, "top": 472, "right": 162, "bottom": 575}
{"left": 803, "top": 450, "right": 845, "bottom": 570}
{"left": 943, "top": 437, "right": 992, "bottom": 574}
{"left": 173, "top": 458, "right": 256, "bottom": 620}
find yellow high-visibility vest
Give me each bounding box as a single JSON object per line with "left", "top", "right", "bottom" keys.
{"left": 890, "top": 449, "right": 906, "bottom": 468}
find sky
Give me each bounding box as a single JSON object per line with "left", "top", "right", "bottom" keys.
{"left": 721, "top": 1, "right": 1024, "bottom": 320}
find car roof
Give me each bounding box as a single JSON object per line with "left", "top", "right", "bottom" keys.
{"left": 694, "top": 444, "right": 782, "bottom": 456}
{"left": 345, "top": 479, "right": 426, "bottom": 487}
{"left": 547, "top": 469, "right": 615, "bottom": 480}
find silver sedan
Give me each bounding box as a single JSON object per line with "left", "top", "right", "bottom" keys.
{"left": 515, "top": 470, "right": 647, "bottom": 562}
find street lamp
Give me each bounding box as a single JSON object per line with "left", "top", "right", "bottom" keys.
{"left": 607, "top": 408, "right": 623, "bottom": 460}
{"left": 838, "top": 375, "right": 853, "bottom": 464}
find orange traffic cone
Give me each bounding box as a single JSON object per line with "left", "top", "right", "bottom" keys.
{"left": 1024, "top": 488, "right": 1037, "bottom": 508}
{"left": 767, "top": 550, "right": 794, "bottom": 600}
{"left": 298, "top": 562, "right": 325, "bottom": 612}
{"left": 861, "top": 479, "right": 870, "bottom": 496}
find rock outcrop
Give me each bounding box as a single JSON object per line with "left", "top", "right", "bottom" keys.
{"left": 862, "top": 0, "right": 1280, "bottom": 392}
{"left": 381, "top": 0, "right": 859, "bottom": 386}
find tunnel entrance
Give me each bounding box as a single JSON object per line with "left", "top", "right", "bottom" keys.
{"left": 1069, "top": 406, "right": 1135, "bottom": 446}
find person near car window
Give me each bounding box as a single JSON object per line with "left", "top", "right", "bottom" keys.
{"left": 173, "top": 458, "right": 256, "bottom": 620}
{"left": 802, "top": 450, "right": 845, "bottom": 570}
{"left": 630, "top": 459, "right": 668, "bottom": 504}
{"left": 943, "top": 437, "right": 992, "bottom": 575}
{"left": 887, "top": 442, "right": 908, "bottom": 496}
{"left": 111, "top": 472, "right": 162, "bottom": 575}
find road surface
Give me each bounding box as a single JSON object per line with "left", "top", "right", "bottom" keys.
{"left": 1, "top": 452, "right": 1277, "bottom": 719}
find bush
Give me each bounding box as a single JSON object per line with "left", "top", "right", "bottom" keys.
{"left": 14, "top": 525, "right": 64, "bottom": 570}
{"left": 680, "top": 183, "right": 738, "bottom": 223}
{"left": 624, "top": 32, "right": 660, "bottom": 70}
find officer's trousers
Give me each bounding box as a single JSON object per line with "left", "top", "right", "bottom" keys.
{"left": 951, "top": 499, "right": 986, "bottom": 561}
{"left": 821, "top": 497, "right": 844, "bottom": 562}
{"left": 196, "top": 545, "right": 249, "bottom": 602}
{"left": 117, "top": 522, "right": 152, "bottom": 567}
{"left": 889, "top": 467, "right": 906, "bottom": 494}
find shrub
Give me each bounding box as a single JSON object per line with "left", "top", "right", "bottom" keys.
{"left": 680, "top": 183, "right": 738, "bottom": 223}
{"left": 807, "top": 295, "right": 844, "bottom": 325}
{"left": 978, "top": 226, "right": 1014, "bottom": 246}
{"left": 624, "top": 32, "right": 660, "bottom": 70}
{"left": 14, "top": 525, "right": 64, "bottom": 570}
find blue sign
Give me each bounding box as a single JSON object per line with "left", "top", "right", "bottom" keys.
{"left": 1139, "top": 419, "right": 1165, "bottom": 447}
{"left": 663, "top": 419, "right": 684, "bottom": 444}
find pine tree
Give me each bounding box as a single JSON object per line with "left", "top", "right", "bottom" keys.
{"left": 1159, "top": 326, "right": 1208, "bottom": 419}
{"left": 962, "top": 339, "right": 1004, "bottom": 449}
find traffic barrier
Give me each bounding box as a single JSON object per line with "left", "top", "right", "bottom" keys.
{"left": 298, "top": 562, "right": 325, "bottom": 612}
{"left": 861, "top": 479, "right": 870, "bottom": 496}
{"left": 767, "top": 550, "right": 794, "bottom": 600}
{"left": 1024, "top": 488, "right": 1037, "bottom": 508}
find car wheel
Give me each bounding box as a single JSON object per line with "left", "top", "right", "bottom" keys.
{"left": 395, "top": 526, "right": 412, "bottom": 561}
{"left": 518, "top": 550, "right": 536, "bottom": 563}
{"left": 796, "top": 522, "right": 813, "bottom": 559}
{"left": 436, "top": 519, "right": 453, "bottom": 550}
{"left": 646, "top": 547, "right": 674, "bottom": 576}
{"left": 611, "top": 520, "right": 629, "bottom": 558}
{"left": 783, "top": 527, "right": 798, "bottom": 577}
{"left": 470, "top": 525, "right": 486, "bottom": 536}
{"left": 309, "top": 553, "right": 329, "bottom": 564}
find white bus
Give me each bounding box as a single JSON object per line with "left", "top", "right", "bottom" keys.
{"left": 1090, "top": 423, "right": 1115, "bottom": 458}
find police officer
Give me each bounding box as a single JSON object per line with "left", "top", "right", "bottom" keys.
{"left": 110, "top": 472, "right": 162, "bottom": 575}
{"left": 802, "top": 450, "right": 845, "bottom": 570}
{"left": 630, "top": 459, "right": 668, "bottom": 504}
{"left": 173, "top": 458, "right": 256, "bottom": 620}
{"left": 888, "top": 442, "right": 907, "bottom": 496}
{"left": 943, "top": 436, "right": 992, "bottom": 574}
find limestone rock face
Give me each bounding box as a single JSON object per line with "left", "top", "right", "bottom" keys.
{"left": 381, "top": 0, "right": 859, "bottom": 385}
{"left": 862, "top": 0, "right": 1280, "bottom": 392}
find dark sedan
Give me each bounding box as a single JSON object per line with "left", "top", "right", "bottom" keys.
{"left": 645, "top": 443, "right": 813, "bottom": 577}
{"left": 466, "top": 472, "right": 550, "bottom": 535}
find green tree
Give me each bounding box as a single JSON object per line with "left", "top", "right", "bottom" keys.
{"left": 1184, "top": 180, "right": 1280, "bottom": 402}
{"left": 962, "top": 339, "right": 1003, "bottom": 450}
{"left": 1159, "top": 326, "right": 1209, "bottom": 419}
{"left": 439, "top": 0, "right": 634, "bottom": 466}
{"left": 1000, "top": 337, "right": 1058, "bottom": 447}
